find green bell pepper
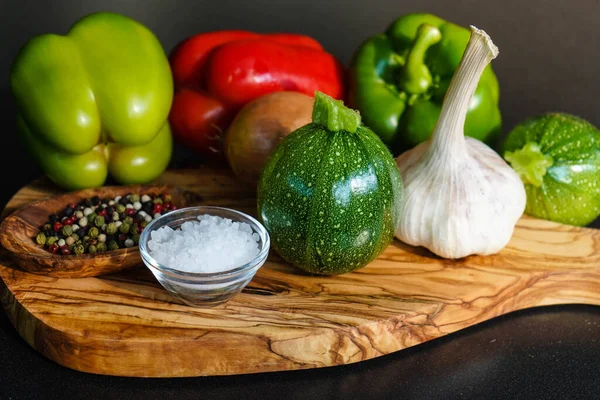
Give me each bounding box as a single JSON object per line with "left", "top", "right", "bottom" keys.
{"left": 10, "top": 12, "right": 173, "bottom": 190}
{"left": 349, "top": 13, "right": 501, "bottom": 153}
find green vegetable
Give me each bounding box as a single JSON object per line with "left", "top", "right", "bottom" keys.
{"left": 257, "top": 91, "right": 404, "bottom": 275}
{"left": 10, "top": 12, "right": 173, "bottom": 190}
{"left": 349, "top": 13, "right": 501, "bottom": 153}
{"left": 504, "top": 113, "right": 600, "bottom": 226}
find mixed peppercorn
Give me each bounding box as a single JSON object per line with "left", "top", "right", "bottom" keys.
{"left": 35, "top": 193, "right": 176, "bottom": 255}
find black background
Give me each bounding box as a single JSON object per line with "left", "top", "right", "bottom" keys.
{"left": 0, "top": 0, "right": 599, "bottom": 399}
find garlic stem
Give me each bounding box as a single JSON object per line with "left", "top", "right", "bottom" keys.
{"left": 430, "top": 26, "right": 499, "bottom": 154}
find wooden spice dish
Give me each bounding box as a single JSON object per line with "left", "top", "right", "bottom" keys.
{"left": 0, "top": 185, "right": 189, "bottom": 278}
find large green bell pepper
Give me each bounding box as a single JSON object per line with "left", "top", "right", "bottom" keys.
{"left": 349, "top": 13, "right": 501, "bottom": 153}
{"left": 10, "top": 12, "right": 173, "bottom": 190}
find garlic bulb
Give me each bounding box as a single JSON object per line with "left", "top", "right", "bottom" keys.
{"left": 395, "top": 26, "right": 526, "bottom": 259}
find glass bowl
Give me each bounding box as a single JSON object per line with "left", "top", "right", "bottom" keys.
{"left": 138, "top": 206, "right": 270, "bottom": 307}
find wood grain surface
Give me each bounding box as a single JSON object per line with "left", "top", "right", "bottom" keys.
{"left": 0, "top": 165, "right": 599, "bottom": 377}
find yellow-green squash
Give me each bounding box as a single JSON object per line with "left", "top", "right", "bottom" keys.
{"left": 257, "top": 92, "right": 404, "bottom": 275}
{"left": 504, "top": 113, "right": 600, "bottom": 226}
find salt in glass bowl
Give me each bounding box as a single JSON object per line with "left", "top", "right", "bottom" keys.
{"left": 138, "top": 206, "right": 270, "bottom": 307}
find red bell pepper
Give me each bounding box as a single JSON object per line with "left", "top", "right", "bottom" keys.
{"left": 169, "top": 30, "right": 345, "bottom": 158}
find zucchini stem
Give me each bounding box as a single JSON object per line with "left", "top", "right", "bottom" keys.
{"left": 312, "top": 91, "right": 361, "bottom": 133}
{"left": 504, "top": 142, "right": 553, "bottom": 187}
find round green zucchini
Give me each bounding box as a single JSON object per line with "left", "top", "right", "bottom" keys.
{"left": 503, "top": 113, "right": 600, "bottom": 226}
{"left": 257, "top": 92, "right": 403, "bottom": 275}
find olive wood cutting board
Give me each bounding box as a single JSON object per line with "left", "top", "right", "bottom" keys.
{"left": 1, "top": 165, "right": 599, "bottom": 377}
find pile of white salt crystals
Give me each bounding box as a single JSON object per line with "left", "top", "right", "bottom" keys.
{"left": 147, "top": 215, "right": 260, "bottom": 273}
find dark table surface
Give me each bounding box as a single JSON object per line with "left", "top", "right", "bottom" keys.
{"left": 1, "top": 0, "right": 600, "bottom": 398}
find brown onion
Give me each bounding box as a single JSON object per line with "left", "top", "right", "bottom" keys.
{"left": 225, "top": 91, "right": 314, "bottom": 185}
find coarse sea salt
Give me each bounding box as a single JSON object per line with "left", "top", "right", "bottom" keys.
{"left": 147, "top": 215, "right": 260, "bottom": 273}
